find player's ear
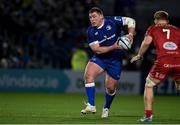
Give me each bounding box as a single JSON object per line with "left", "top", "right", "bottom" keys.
{"left": 154, "top": 19, "right": 157, "bottom": 24}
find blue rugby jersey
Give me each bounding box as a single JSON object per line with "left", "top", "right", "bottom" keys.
{"left": 87, "top": 16, "right": 125, "bottom": 60}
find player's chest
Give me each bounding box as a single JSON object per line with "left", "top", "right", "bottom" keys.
{"left": 95, "top": 24, "right": 117, "bottom": 41}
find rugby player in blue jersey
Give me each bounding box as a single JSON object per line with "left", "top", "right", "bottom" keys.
{"left": 81, "top": 7, "right": 136, "bottom": 118}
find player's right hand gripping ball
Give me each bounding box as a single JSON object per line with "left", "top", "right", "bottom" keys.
{"left": 117, "top": 36, "right": 132, "bottom": 50}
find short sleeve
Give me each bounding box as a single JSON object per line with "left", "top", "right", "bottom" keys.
{"left": 145, "top": 26, "right": 154, "bottom": 37}
{"left": 112, "top": 16, "right": 123, "bottom": 26}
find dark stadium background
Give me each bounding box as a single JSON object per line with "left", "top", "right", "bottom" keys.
{"left": 0, "top": 0, "right": 180, "bottom": 124}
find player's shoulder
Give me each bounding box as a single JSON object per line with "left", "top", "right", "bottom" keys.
{"left": 104, "top": 16, "right": 123, "bottom": 27}
{"left": 167, "top": 24, "right": 179, "bottom": 30}
{"left": 147, "top": 24, "right": 168, "bottom": 32}
{"left": 153, "top": 24, "right": 178, "bottom": 30}
{"left": 87, "top": 26, "right": 96, "bottom": 35}
{"left": 105, "top": 16, "right": 122, "bottom": 22}
{"left": 168, "top": 25, "right": 180, "bottom": 35}
{"left": 104, "top": 16, "right": 113, "bottom": 20}
{"left": 147, "top": 25, "right": 156, "bottom": 29}
{"left": 146, "top": 25, "right": 156, "bottom": 32}
{"left": 104, "top": 16, "right": 114, "bottom": 23}
{"left": 87, "top": 26, "right": 94, "bottom": 31}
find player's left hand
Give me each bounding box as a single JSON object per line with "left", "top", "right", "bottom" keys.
{"left": 130, "top": 54, "right": 142, "bottom": 63}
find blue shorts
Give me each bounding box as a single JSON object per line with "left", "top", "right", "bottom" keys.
{"left": 90, "top": 56, "right": 122, "bottom": 80}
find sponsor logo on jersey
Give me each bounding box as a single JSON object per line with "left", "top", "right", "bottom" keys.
{"left": 106, "top": 25, "right": 111, "bottom": 31}
{"left": 114, "top": 16, "right": 122, "bottom": 21}
{"left": 95, "top": 32, "right": 98, "bottom": 35}
{"left": 99, "top": 34, "right": 116, "bottom": 43}
{"left": 164, "top": 64, "right": 180, "bottom": 68}
{"left": 163, "top": 42, "right": 177, "bottom": 50}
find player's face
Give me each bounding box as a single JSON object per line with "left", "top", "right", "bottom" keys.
{"left": 89, "top": 12, "right": 103, "bottom": 27}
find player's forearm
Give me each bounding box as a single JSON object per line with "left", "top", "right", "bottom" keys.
{"left": 124, "top": 17, "right": 136, "bottom": 41}
{"left": 128, "top": 27, "right": 136, "bottom": 36}
{"left": 137, "top": 40, "right": 150, "bottom": 57}
{"left": 93, "top": 45, "right": 116, "bottom": 54}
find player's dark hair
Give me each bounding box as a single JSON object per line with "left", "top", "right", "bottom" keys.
{"left": 89, "top": 7, "right": 103, "bottom": 15}
{"left": 154, "top": 10, "right": 169, "bottom": 20}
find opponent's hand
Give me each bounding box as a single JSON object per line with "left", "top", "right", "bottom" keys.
{"left": 130, "top": 54, "right": 142, "bottom": 63}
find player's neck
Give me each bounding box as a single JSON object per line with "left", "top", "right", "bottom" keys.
{"left": 97, "top": 19, "right": 104, "bottom": 29}
{"left": 156, "top": 20, "right": 168, "bottom": 26}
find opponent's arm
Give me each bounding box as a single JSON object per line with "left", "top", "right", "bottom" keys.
{"left": 90, "top": 42, "right": 120, "bottom": 54}
{"left": 130, "top": 35, "right": 153, "bottom": 63}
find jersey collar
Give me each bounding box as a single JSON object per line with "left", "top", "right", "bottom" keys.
{"left": 97, "top": 19, "right": 105, "bottom": 29}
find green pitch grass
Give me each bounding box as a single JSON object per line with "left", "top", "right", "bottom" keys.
{"left": 0, "top": 92, "right": 180, "bottom": 124}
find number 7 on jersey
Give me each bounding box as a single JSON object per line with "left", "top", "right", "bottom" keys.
{"left": 162, "top": 29, "right": 170, "bottom": 39}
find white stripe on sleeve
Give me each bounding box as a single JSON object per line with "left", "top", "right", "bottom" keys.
{"left": 89, "top": 41, "right": 99, "bottom": 46}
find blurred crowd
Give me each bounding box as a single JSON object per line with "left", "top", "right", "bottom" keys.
{"left": 0, "top": 0, "right": 145, "bottom": 70}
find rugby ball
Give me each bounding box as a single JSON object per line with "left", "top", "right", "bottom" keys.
{"left": 117, "top": 36, "right": 131, "bottom": 50}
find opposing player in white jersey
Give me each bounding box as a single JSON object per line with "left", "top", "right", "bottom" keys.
{"left": 81, "top": 7, "right": 136, "bottom": 118}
